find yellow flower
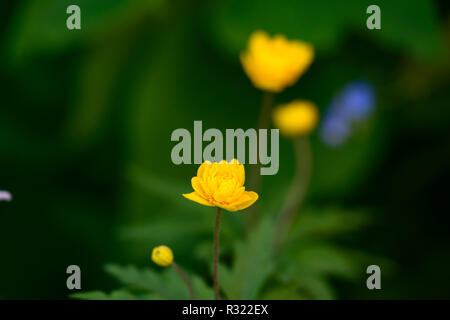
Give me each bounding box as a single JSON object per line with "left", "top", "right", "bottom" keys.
{"left": 273, "top": 100, "right": 319, "bottom": 137}
{"left": 152, "top": 245, "right": 174, "bottom": 267}
{"left": 183, "top": 159, "right": 258, "bottom": 212}
{"left": 240, "top": 30, "right": 314, "bottom": 93}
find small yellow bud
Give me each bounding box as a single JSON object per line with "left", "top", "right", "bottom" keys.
{"left": 151, "top": 245, "right": 174, "bottom": 267}
{"left": 273, "top": 100, "right": 319, "bottom": 137}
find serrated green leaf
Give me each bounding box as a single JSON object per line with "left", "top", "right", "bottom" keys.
{"left": 104, "top": 263, "right": 214, "bottom": 300}
{"left": 105, "top": 264, "right": 189, "bottom": 299}
{"left": 191, "top": 275, "right": 214, "bottom": 300}
{"left": 297, "top": 276, "right": 335, "bottom": 300}
{"left": 220, "top": 217, "right": 275, "bottom": 299}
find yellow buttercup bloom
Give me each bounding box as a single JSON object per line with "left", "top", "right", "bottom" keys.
{"left": 240, "top": 30, "right": 314, "bottom": 93}
{"left": 273, "top": 100, "right": 319, "bottom": 137}
{"left": 183, "top": 159, "right": 258, "bottom": 212}
{"left": 152, "top": 245, "right": 174, "bottom": 267}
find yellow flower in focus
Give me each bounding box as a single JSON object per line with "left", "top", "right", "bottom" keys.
{"left": 152, "top": 245, "right": 174, "bottom": 267}
{"left": 273, "top": 100, "right": 319, "bottom": 137}
{"left": 183, "top": 159, "right": 258, "bottom": 212}
{"left": 240, "top": 30, "right": 314, "bottom": 93}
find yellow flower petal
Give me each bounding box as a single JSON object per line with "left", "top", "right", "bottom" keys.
{"left": 238, "top": 163, "right": 245, "bottom": 185}
{"left": 197, "top": 160, "right": 212, "bottom": 178}
{"left": 191, "top": 176, "right": 209, "bottom": 199}
{"left": 214, "top": 202, "right": 239, "bottom": 212}
{"left": 233, "top": 191, "right": 259, "bottom": 211}
{"left": 183, "top": 192, "right": 213, "bottom": 207}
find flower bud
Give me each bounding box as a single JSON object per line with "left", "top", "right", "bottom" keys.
{"left": 273, "top": 100, "right": 319, "bottom": 137}
{"left": 152, "top": 245, "right": 174, "bottom": 267}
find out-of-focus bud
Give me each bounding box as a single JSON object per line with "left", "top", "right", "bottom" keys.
{"left": 273, "top": 100, "right": 319, "bottom": 137}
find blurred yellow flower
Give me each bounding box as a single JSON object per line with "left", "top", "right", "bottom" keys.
{"left": 152, "top": 245, "right": 174, "bottom": 267}
{"left": 183, "top": 159, "right": 258, "bottom": 212}
{"left": 240, "top": 30, "right": 314, "bottom": 93}
{"left": 273, "top": 100, "right": 319, "bottom": 137}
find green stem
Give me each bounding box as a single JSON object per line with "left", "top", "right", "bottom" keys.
{"left": 273, "top": 137, "right": 313, "bottom": 248}
{"left": 213, "top": 207, "right": 222, "bottom": 300}
{"left": 246, "top": 91, "right": 275, "bottom": 228}
{"left": 256, "top": 91, "right": 275, "bottom": 131}
{"left": 172, "top": 262, "right": 196, "bottom": 300}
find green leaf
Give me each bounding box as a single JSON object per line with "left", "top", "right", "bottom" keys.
{"left": 104, "top": 263, "right": 214, "bottom": 300}
{"left": 191, "top": 275, "right": 214, "bottom": 300}
{"left": 277, "top": 263, "right": 336, "bottom": 300}
{"left": 105, "top": 264, "right": 189, "bottom": 299}
{"left": 220, "top": 217, "right": 275, "bottom": 299}
{"left": 297, "top": 276, "right": 335, "bottom": 300}
{"left": 275, "top": 206, "right": 375, "bottom": 299}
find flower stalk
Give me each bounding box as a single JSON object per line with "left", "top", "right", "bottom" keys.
{"left": 246, "top": 91, "right": 274, "bottom": 227}
{"left": 152, "top": 245, "right": 196, "bottom": 299}
{"left": 273, "top": 137, "right": 312, "bottom": 248}
{"left": 257, "top": 91, "right": 275, "bottom": 131}
{"left": 172, "top": 262, "right": 196, "bottom": 300}
{"left": 182, "top": 160, "right": 258, "bottom": 299}
{"left": 213, "top": 207, "right": 222, "bottom": 300}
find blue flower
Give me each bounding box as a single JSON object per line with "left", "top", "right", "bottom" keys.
{"left": 336, "top": 81, "right": 375, "bottom": 121}
{"left": 320, "top": 114, "right": 350, "bottom": 147}
{"left": 319, "top": 80, "right": 376, "bottom": 147}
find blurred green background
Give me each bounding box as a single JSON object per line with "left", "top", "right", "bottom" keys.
{"left": 1, "top": 0, "right": 449, "bottom": 299}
